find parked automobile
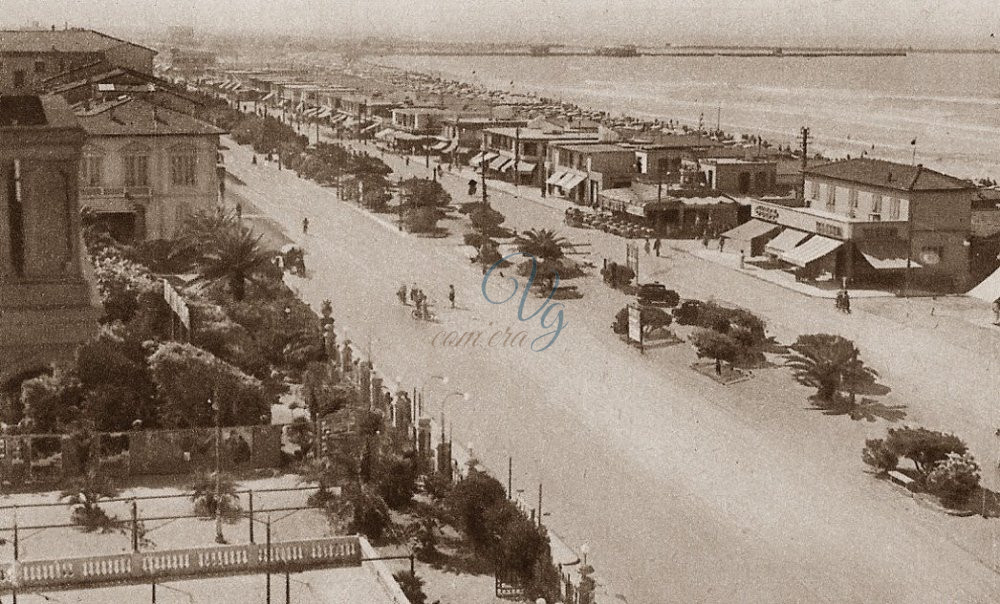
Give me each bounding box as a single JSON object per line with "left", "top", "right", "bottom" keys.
{"left": 637, "top": 282, "right": 680, "bottom": 307}
{"left": 674, "top": 299, "right": 704, "bottom": 325}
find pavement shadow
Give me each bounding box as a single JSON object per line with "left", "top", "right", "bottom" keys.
{"left": 807, "top": 395, "right": 907, "bottom": 422}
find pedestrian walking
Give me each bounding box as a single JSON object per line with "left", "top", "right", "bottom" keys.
{"left": 992, "top": 297, "right": 1000, "bottom": 325}
{"left": 410, "top": 283, "right": 419, "bottom": 305}
{"left": 739, "top": 251, "right": 745, "bottom": 270}
{"left": 719, "top": 238, "right": 725, "bottom": 252}
{"left": 405, "top": 156, "right": 410, "bottom": 166}
{"left": 448, "top": 284, "right": 455, "bottom": 308}
{"left": 653, "top": 238, "right": 662, "bottom": 257}
{"left": 302, "top": 217, "right": 309, "bottom": 235}
{"left": 644, "top": 238, "right": 651, "bottom": 255}
{"left": 702, "top": 235, "right": 709, "bottom": 248}
{"left": 251, "top": 155, "right": 257, "bottom": 165}
{"left": 235, "top": 203, "right": 242, "bottom": 219}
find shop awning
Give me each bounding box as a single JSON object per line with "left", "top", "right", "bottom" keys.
{"left": 330, "top": 114, "right": 347, "bottom": 124}
{"left": 546, "top": 171, "right": 568, "bottom": 186}
{"left": 261, "top": 92, "right": 276, "bottom": 101}
{"left": 343, "top": 118, "right": 358, "bottom": 128}
{"left": 969, "top": 265, "right": 1000, "bottom": 302}
{"left": 720, "top": 219, "right": 779, "bottom": 242}
{"left": 515, "top": 161, "right": 536, "bottom": 173}
{"left": 490, "top": 155, "right": 513, "bottom": 171}
{"left": 455, "top": 146, "right": 471, "bottom": 155}
{"left": 469, "top": 152, "right": 487, "bottom": 166}
{"left": 374, "top": 128, "right": 395, "bottom": 141}
{"left": 560, "top": 173, "right": 587, "bottom": 191}
{"left": 361, "top": 123, "right": 380, "bottom": 133}
{"left": 303, "top": 107, "right": 319, "bottom": 117}
{"left": 862, "top": 253, "right": 918, "bottom": 270}
{"left": 318, "top": 107, "right": 333, "bottom": 118}
{"left": 441, "top": 140, "right": 458, "bottom": 153}
{"left": 765, "top": 228, "right": 811, "bottom": 256}
{"left": 430, "top": 141, "right": 449, "bottom": 151}
{"left": 781, "top": 235, "right": 842, "bottom": 267}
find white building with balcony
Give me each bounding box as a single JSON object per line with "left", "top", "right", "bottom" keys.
{"left": 74, "top": 96, "right": 225, "bottom": 242}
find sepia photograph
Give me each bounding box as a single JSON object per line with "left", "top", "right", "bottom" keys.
{"left": 1, "top": 1, "right": 1000, "bottom": 602}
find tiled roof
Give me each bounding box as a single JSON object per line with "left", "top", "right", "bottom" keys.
{"left": 0, "top": 29, "right": 156, "bottom": 54}
{"left": 74, "top": 96, "right": 224, "bottom": 136}
{"left": 553, "top": 143, "right": 631, "bottom": 154}
{"left": 0, "top": 95, "right": 80, "bottom": 129}
{"left": 804, "top": 158, "right": 973, "bottom": 191}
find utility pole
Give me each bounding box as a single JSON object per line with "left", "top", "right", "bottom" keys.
{"left": 799, "top": 126, "right": 810, "bottom": 202}
{"left": 513, "top": 127, "right": 521, "bottom": 187}
{"left": 507, "top": 457, "right": 513, "bottom": 500}
{"left": 537, "top": 483, "right": 543, "bottom": 528}
{"left": 481, "top": 132, "right": 489, "bottom": 208}
{"left": 212, "top": 394, "right": 224, "bottom": 544}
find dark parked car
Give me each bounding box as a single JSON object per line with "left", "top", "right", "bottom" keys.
{"left": 674, "top": 299, "right": 704, "bottom": 325}
{"left": 637, "top": 282, "right": 680, "bottom": 307}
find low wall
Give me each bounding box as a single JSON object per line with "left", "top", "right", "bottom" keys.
{"left": 359, "top": 536, "right": 412, "bottom": 604}
{"left": 1, "top": 536, "right": 361, "bottom": 591}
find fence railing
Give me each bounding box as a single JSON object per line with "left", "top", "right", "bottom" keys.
{"left": 1, "top": 536, "right": 362, "bottom": 591}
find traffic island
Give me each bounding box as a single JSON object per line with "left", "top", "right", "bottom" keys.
{"left": 690, "top": 361, "right": 753, "bottom": 385}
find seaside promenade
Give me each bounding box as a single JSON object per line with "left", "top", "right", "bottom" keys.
{"left": 218, "top": 111, "right": 1000, "bottom": 602}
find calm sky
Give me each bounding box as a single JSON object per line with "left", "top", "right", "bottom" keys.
{"left": 3, "top": 0, "right": 999, "bottom": 47}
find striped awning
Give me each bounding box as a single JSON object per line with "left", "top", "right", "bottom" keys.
{"left": 765, "top": 228, "right": 811, "bottom": 256}
{"left": 559, "top": 173, "right": 586, "bottom": 190}
{"left": 546, "top": 171, "right": 568, "bottom": 186}
{"left": 781, "top": 235, "right": 842, "bottom": 267}
{"left": 318, "top": 107, "right": 333, "bottom": 118}
{"left": 330, "top": 114, "right": 347, "bottom": 124}
{"left": 490, "top": 155, "right": 513, "bottom": 171}
{"left": 441, "top": 140, "right": 458, "bottom": 154}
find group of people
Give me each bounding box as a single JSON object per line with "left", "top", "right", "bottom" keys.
{"left": 643, "top": 237, "right": 663, "bottom": 257}
{"left": 397, "top": 283, "right": 456, "bottom": 320}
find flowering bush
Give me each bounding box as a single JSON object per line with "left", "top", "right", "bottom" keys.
{"left": 90, "top": 252, "right": 158, "bottom": 324}
{"left": 147, "top": 342, "right": 273, "bottom": 428}
{"left": 926, "top": 452, "right": 980, "bottom": 505}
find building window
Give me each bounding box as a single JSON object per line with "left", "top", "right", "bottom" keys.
{"left": 809, "top": 180, "right": 820, "bottom": 200}
{"left": 124, "top": 154, "right": 149, "bottom": 187}
{"left": 825, "top": 184, "right": 836, "bottom": 210}
{"left": 848, "top": 188, "right": 858, "bottom": 217}
{"left": 522, "top": 142, "right": 537, "bottom": 156}
{"left": 6, "top": 160, "right": 25, "bottom": 276}
{"left": 13, "top": 70, "right": 25, "bottom": 88}
{"left": 170, "top": 153, "right": 197, "bottom": 187}
{"left": 871, "top": 193, "right": 882, "bottom": 214}
{"left": 81, "top": 155, "right": 103, "bottom": 187}
{"left": 34, "top": 61, "right": 46, "bottom": 73}
{"left": 888, "top": 197, "right": 901, "bottom": 220}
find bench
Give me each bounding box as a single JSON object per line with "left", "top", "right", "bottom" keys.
{"left": 887, "top": 470, "right": 915, "bottom": 488}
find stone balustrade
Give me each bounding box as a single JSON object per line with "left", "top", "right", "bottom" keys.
{"left": 3, "top": 536, "right": 362, "bottom": 591}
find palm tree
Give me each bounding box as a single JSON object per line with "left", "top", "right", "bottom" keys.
{"left": 298, "top": 457, "right": 337, "bottom": 506}
{"left": 514, "top": 228, "right": 568, "bottom": 264}
{"left": 60, "top": 469, "right": 120, "bottom": 532}
{"left": 514, "top": 228, "right": 571, "bottom": 289}
{"left": 194, "top": 226, "right": 270, "bottom": 301}
{"left": 189, "top": 469, "right": 241, "bottom": 518}
{"left": 786, "top": 334, "right": 878, "bottom": 402}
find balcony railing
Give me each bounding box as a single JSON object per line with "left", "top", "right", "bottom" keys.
{"left": 80, "top": 186, "right": 152, "bottom": 198}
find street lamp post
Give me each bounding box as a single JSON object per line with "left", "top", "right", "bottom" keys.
{"left": 439, "top": 391, "right": 470, "bottom": 440}
{"left": 210, "top": 395, "right": 225, "bottom": 544}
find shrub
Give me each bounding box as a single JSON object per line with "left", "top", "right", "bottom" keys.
{"left": 20, "top": 367, "right": 84, "bottom": 433}
{"left": 861, "top": 438, "right": 898, "bottom": 473}
{"left": 446, "top": 470, "right": 507, "bottom": 553}
{"left": 148, "top": 342, "right": 273, "bottom": 428}
{"left": 926, "top": 452, "right": 980, "bottom": 505}
{"left": 349, "top": 489, "right": 391, "bottom": 540}
{"left": 376, "top": 455, "right": 419, "bottom": 509}
{"left": 404, "top": 206, "right": 443, "bottom": 233}
{"left": 690, "top": 329, "right": 741, "bottom": 375}
{"left": 393, "top": 571, "right": 428, "bottom": 604}
{"left": 884, "top": 426, "right": 967, "bottom": 480}
{"left": 612, "top": 307, "right": 629, "bottom": 335}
